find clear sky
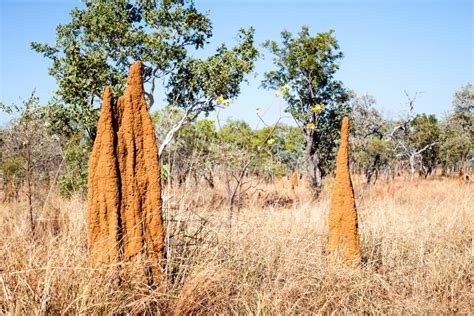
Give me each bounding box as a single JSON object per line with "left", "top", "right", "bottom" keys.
{"left": 0, "top": 0, "right": 472, "bottom": 127}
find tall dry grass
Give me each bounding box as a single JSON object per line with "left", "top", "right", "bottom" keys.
{"left": 0, "top": 176, "right": 472, "bottom": 314}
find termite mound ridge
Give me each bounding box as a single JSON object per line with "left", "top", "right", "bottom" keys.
{"left": 87, "top": 61, "right": 164, "bottom": 282}
{"left": 328, "top": 117, "right": 361, "bottom": 266}
{"left": 87, "top": 86, "right": 121, "bottom": 263}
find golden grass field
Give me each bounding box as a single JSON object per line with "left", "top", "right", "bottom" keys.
{"left": 0, "top": 176, "right": 472, "bottom": 314}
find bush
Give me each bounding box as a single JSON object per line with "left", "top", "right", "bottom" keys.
{"left": 0, "top": 158, "right": 25, "bottom": 202}
{"left": 58, "top": 143, "right": 89, "bottom": 197}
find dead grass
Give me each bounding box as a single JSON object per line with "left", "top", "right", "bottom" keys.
{"left": 0, "top": 176, "right": 472, "bottom": 314}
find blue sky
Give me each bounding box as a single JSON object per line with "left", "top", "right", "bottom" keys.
{"left": 0, "top": 0, "right": 472, "bottom": 127}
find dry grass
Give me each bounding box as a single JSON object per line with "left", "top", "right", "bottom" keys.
{"left": 0, "top": 176, "right": 472, "bottom": 314}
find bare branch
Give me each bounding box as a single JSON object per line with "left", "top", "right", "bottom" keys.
{"left": 414, "top": 141, "right": 438, "bottom": 156}
{"left": 158, "top": 107, "right": 195, "bottom": 157}
{"left": 158, "top": 97, "right": 213, "bottom": 157}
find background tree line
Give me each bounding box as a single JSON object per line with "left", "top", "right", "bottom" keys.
{"left": 157, "top": 83, "right": 473, "bottom": 188}
{"left": 1, "top": 84, "right": 472, "bottom": 199}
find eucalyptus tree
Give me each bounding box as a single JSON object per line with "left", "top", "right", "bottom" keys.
{"left": 32, "top": 0, "right": 259, "bottom": 154}
{"left": 262, "top": 26, "right": 349, "bottom": 194}
{"left": 439, "top": 84, "right": 474, "bottom": 172}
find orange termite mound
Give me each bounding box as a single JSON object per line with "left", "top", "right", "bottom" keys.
{"left": 290, "top": 172, "right": 299, "bottom": 191}
{"left": 328, "top": 117, "right": 361, "bottom": 266}
{"left": 87, "top": 61, "right": 164, "bottom": 282}
{"left": 458, "top": 170, "right": 466, "bottom": 185}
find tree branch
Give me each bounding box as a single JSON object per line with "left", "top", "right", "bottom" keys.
{"left": 414, "top": 141, "right": 438, "bottom": 156}
{"left": 158, "top": 98, "right": 213, "bottom": 157}
{"left": 158, "top": 107, "right": 195, "bottom": 157}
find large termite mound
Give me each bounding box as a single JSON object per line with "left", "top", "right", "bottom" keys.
{"left": 328, "top": 117, "right": 361, "bottom": 265}
{"left": 87, "top": 61, "right": 164, "bottom": 281}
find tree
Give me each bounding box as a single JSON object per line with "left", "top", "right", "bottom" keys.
{"left": 409, "top": 114, "right": 440, "bottom": 177}
{"left": 452, "top": 83, "right": 474, "bottom": 114}
{"left": 262, "top": 26, "right": 349, "bottom": 194}
{"left": 388, "top": 93, "right": 439, "bottom": 180}
{"left": 350, "top": 93, "right": 394, "bottom": 183}
{"left": 271, "top": 125, "right": 305, "bottom": 173}
{"left": 439, "top": 84, "right": 474, "bottom": 173}
{"left": 32, "top": 0, "right": 258, "bottom": 152}
{"left": 0, "top": 92, "right": 62, "bottom": 236}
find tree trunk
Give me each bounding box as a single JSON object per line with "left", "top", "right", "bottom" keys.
{"left": 409, "top": 155, "right": 416, "bottom": 181}
{"left": 26, "top": 142, "right": 35, "bottom": 238}
{"left": 203, "top": 169, "right": 215, "bottom": 188}
{"left": 27, "top": 174, "right": 35, "bottom": 237}
{"left": 306, "top": 137, "right": 323, "bottom": 195}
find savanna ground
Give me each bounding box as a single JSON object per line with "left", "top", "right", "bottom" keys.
{"left": 0, "top": 175, "right": 472, "bottom": 314}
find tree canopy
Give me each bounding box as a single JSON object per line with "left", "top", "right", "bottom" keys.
{"left": 32, "top": 0, "right": 258, "bottom": 145}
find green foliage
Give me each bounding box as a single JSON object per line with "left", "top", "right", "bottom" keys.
{"left": 440, "top": 117, "right": 472, "bottom": 169}
{"left": 173, "top": 118, "right": 219, "bottom": 165}
{"left": 157, "top": 113, "right": 306, "bottom": 184}
{"left": 314, "top": 105, "right": 351, "bottom": 174}
{"left": 360, "top": 137, "right": 395, "bottom": 180}
{"left": 155, "top": 107, "right": 220, "bottom": 184}
{"left": 34, "top": 100, "right": 93, "bottom": 196}
{"left": 152, "top": 106, "right": 187, "bottom": 141}
{"left": 252, "top": 125, "right": 305, "bottom": 177}
{"left": 31, "top": 0, "right": 211, "bottom": 138}
{"left": 0, "top": 91, "right": 63, "bottom": 200}
{"left": 410, "top": 114, "right": 440, "bottom": 175}
{"left": 364, "top": 138, "right": 392, "bottom": 165}
{"left": 348, "top": 93, "right": 396, "bottom": 182}
{"left": 58, "top": 142, "right": 89, "bottom": 197}
{"left": 439, "top": 84, "right": 474, "bottom": 170}
{"left": 0, "top": 158, "right": 26, "bottom": 202}
{"left": 0, "top": 159, "right": 26, "bottom": 179}
{"left": 216, "top": 121, "right": 305, "bottom": 180}
{"left": 219, "top": 120, "right": 253, "bottom": 150}
{"left": 161, "top": 163, "right": 170, "bottom": 185}
{"left": 35, "top": 99, "right": 84, "bottom": 142}
{"left": 167, "top": 28, "right": 259, "bottom": 113}
{"left": 452, "top": 83, "right": 474, "bottom": 114}
{"left": 262, "top": 26, "right": 348, "bottom": 128}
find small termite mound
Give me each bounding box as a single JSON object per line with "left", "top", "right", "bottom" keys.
{"left": 458, "top": 170, "right": 470, "bottom": 185}
{"left": 87, "top": 61, "right": 164, "bottom": 283}
{"left": 458, "top": 170, "right": 464, "bottom": 184}
{"left": 290, "top": 171, "right": 299, "bottom": 192}
{"left": 328, "top": 117, "right": 361, "bottom": 266}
